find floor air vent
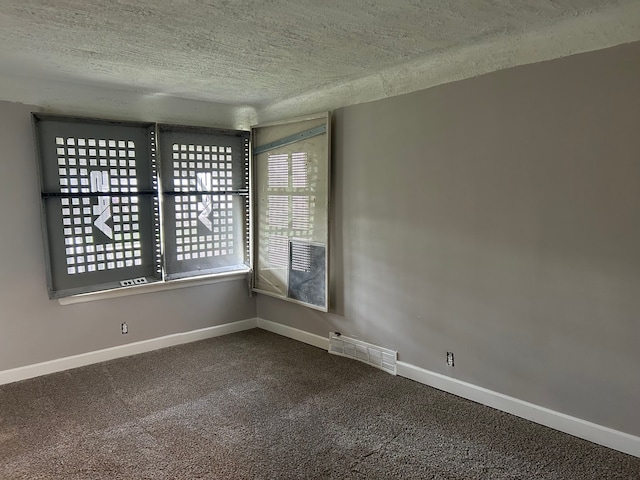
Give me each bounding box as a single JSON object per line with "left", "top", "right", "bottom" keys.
{"left": 329, "top": 332, "right": 397, "bottom": 375}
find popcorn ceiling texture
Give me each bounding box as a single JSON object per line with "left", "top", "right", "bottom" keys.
{"left": 0, "top": 0, "right": 639, "bottom": 123}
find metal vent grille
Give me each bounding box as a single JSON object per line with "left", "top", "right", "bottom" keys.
{"left": 329, "top": 332, "right": 397, "bottom": 375}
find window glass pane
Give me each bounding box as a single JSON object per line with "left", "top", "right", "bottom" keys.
{"left": 161, "top": 194, "right": 248, "bottom": 279}
{"left": 157, "top": 125, "right": 250, "bottom": 280}
{"left": 33, "top": 115, "right": 161, "bottom": 298}
{"left": 252, "top": 114, "right": 330, "bottom": 311}
{"left": 42, "top": 195, "right": 159, "bottom": 294}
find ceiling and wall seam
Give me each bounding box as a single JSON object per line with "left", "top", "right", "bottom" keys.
{"left": 0, "top": 1, "right": 638, "bottom": 125}
{"left": 256, "top": 2, "right": 640, "bottom": 122}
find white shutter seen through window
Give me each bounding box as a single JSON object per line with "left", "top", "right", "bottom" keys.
{"left": 252, "top": 113, "right": 330, "bottom": 311}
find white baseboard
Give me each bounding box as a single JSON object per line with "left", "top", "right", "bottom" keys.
{"left": 0, "top": 318, "right": 257, "bottom": 386}
{"left": 397, "top": 361, "right": 640, "bottom": 458}
{"left": 253, "top": 319, "right": 639, "bottom": 457}
{"left": 2, "top": 316, "right": 638, "bottom": 458}
{"left": 256, "top": 317, "right": 329, "bottom": 350}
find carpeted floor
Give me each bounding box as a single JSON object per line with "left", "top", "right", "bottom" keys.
{"left": 0, "top": 329, "right": 638, "bottom": 479}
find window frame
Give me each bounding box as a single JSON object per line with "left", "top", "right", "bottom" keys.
{"left": 251, "top": 112, "right": 331, "bottom": 312}
{"left": 33, "top": 113, "right": 252, "bottom": 301}
{"left": 156, "top": 124, "right": 251, "bottom": 281}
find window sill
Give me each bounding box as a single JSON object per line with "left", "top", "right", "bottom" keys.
{"left": 58, "top": 268, "right": 251, "bottom": 305}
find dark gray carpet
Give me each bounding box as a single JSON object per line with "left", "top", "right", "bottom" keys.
{"left": 1, "top": 329, "right": 638, "bottom": 479}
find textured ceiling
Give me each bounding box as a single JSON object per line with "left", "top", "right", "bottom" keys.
{"left": 0, "top": 0, "right": 639, "bottom": 121}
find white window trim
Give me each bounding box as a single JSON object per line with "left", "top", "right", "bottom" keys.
{"left": 58, "top": 268, "right": 250, "bottom": 305}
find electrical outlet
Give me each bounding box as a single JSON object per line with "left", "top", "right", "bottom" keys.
{"left": 121, "top": 322, "right": 128, "bottom": 334}
{"left": 446, "top": 351, "right": 454, "bottom": 367}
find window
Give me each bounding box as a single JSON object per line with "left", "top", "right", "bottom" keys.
{"left": 33, "top": 114, "right": 249, "bottom": 298}
{"left": 252, "top": 113, "right": 330, "bottom": 311}
{"left": 157, "top": 125, "right": 250, "bottom": 280}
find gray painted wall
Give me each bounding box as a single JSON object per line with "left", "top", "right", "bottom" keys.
{"left": 0, "top": 101, "right": 256, "bottom": 371}
{"left": 257, "top": 42, "right": 640, "bottom": 436}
